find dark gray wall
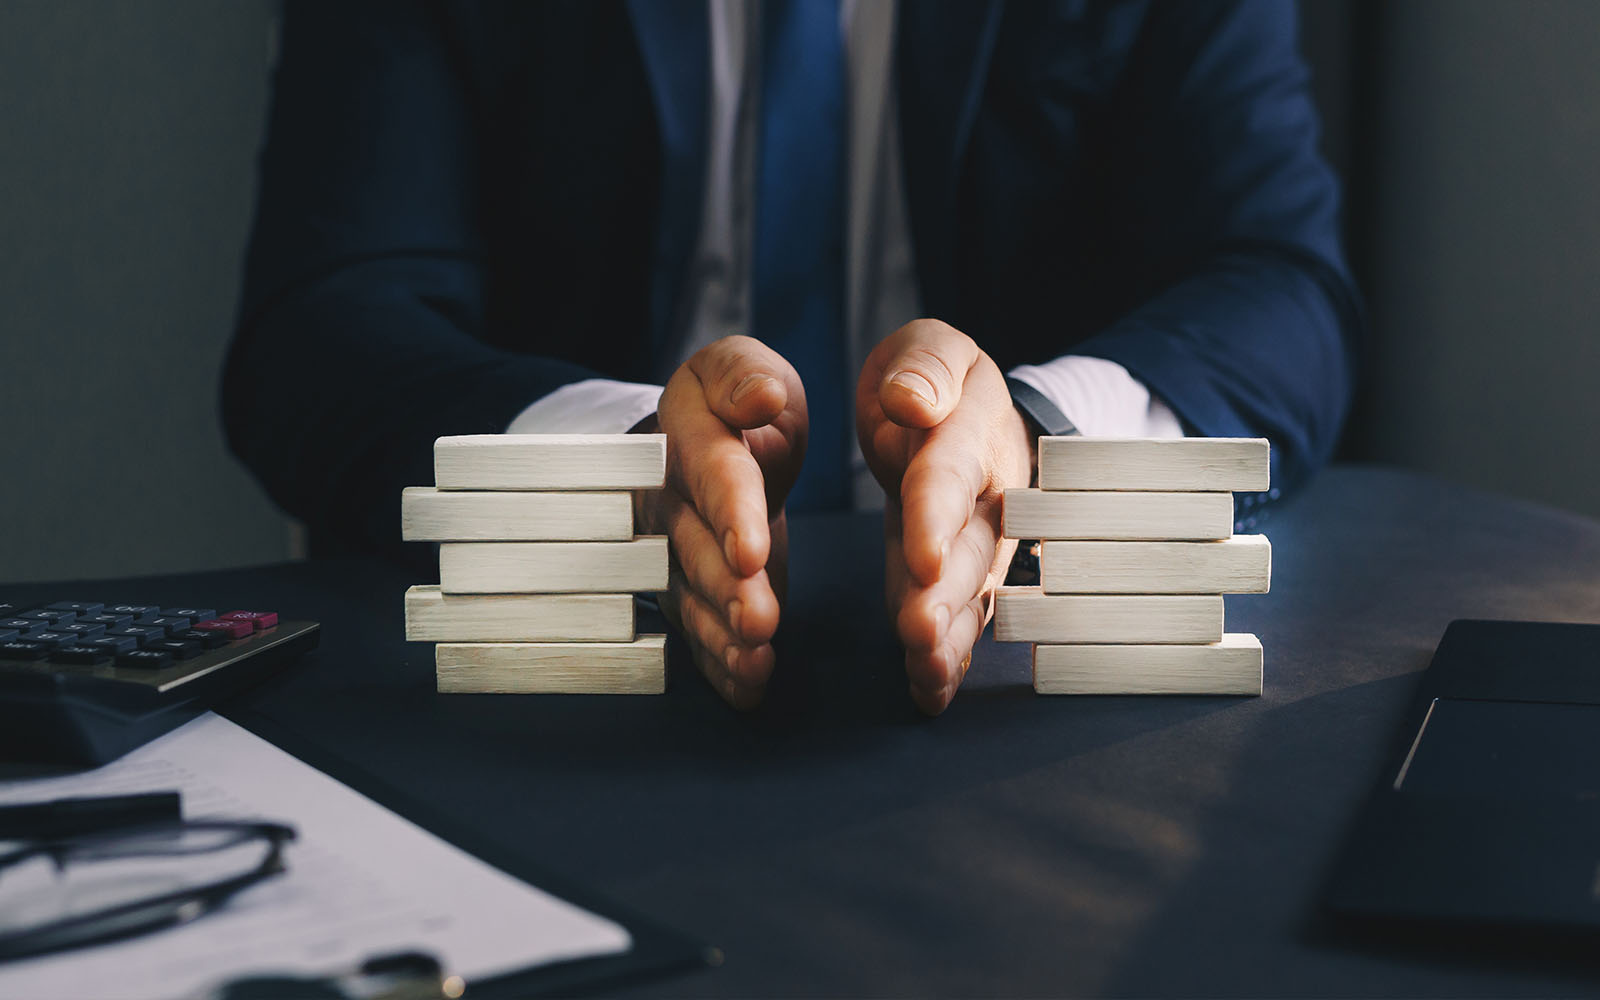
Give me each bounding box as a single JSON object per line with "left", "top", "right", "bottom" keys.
{"left": 0, "top": 0, "right": 289, "bottom": 582}
{"left": 1353, "top": 0, "right": 1600, "bottom": 519}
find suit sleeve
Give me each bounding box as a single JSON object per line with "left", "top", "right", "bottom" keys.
{"left": 1068, "top": 0, "right": 1362, "bottom": 494}
{"left": 221, "top": 0, "right": 598, "bottom": 559}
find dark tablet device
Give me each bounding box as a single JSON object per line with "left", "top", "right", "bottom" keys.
{"left": 1324, "top": 619, "right": 1600, "bottom": 939}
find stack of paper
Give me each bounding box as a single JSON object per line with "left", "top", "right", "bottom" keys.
{"left": 995, "top": 438, "right": 1271, "bottom": 696}
{"left": 402, "top": 435, "right": 669, "bottom": 694}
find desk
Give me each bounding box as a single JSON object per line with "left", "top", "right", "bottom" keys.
{"left": 5, "top": 466, "right": 1599, "bottom": 995}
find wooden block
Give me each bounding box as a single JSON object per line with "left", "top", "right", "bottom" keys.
{"left": 438, "top": 537, "right": 669, "bottom": 594}
{"left": 401, "top": 487, "right": 633, "bottom": 541}
{"left": 404, "top": 586, "right": 635, "bottom": 642}
{"left": 1002, "top": 489, "right": 1234, "bottom": 540}
{"left": 994, "top": 589, "right": 1224, "bottom": 644}
{"left": 436, "top": 635, "right": 666, "bottom": 694}
{"left": 1037, "top": 437, "right": 1269, "bottom": 492}
{"left": 1033, "top": 633, "right": 1262, "bottom": 695}
{"left": 1040, "top": 535, "right": 1270, "bottom": 594}
{"left": 434, "top": 434, "right": 666, "bottom": 491}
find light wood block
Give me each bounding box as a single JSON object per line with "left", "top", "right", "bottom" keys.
{"left": 434, "top": 434, "right": 666, "bottom": 491}
{"left": 1002, "top": 489, "right": 1234, "bottom": 540}
{"left": 1040, "top": 535, "right": 1270, "bottom": 594}
{"left": 405, "top": 586, "right": 635, "bottom": 642}
{"left": 438, "top": 537, "right": 669, "bottom": 594}
{"left": 994, "top": 589, "right": 1224, "bottom": 644}
{"left": 401, "top": 487, "right": 633, "bottom": 541}
{"left": 1033, "top": 633, "right": 1262, "bottom": 695}
{"left": 1037, "top": 437, "right": 1269, "bottom": 492}
{"left": 436, "top": 635, "right": 666, "bottom": 694}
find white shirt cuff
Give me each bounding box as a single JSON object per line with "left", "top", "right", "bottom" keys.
{"left": 1007, "top": 356, "right": 1184, "bottom": 438}
{"left": 505, "top": 378, "right": 665, "bottom": 435}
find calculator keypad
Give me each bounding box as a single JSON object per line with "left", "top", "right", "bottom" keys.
{"left": 194, "top": 619, "right": 253, "bottom": 639}
{"left": 0, "top": 601, "right": 284, "bottom": 684}
{"left": 47, "top": 601, "right": 105, "bottom": 616}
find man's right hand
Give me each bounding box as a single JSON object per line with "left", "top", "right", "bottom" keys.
{"left": 635, "top": 336, "right": 807, "bottom": 709}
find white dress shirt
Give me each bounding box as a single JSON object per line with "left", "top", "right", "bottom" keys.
{"left": 508, "top": 0, "right": 1182, "bottom": 507}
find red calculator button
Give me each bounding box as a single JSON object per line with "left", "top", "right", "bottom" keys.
{"left": 193, "top": 618, "right": 253, "bottom": 639}
{"left": 221, "top": 611, "right": 278, "bottom": 630}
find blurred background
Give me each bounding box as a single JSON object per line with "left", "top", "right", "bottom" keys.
{"left": 2, "top": 0, "right": 1597, "bottom": 582}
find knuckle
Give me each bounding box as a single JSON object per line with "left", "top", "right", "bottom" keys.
{"left": 894, "top": 346, "right": 957, "bottom": 391}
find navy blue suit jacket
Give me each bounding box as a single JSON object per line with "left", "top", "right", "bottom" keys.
{"left": 224, "top": 0, "right": 1360, "bottom": 558}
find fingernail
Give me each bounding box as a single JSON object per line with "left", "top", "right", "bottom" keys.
{"left": 728, "top": 599, "right": 744, "bottom": 636}
{"left": 888, "top": 370, "right": 937, "bottom": 406}
{"left": 937, "top": 537, "right": 950, "bottom": 576}
{"left": 724, "top": 645, "right": 741, "bottom": 674}
{"left": 731, "top": 373, "right": 775, "bottom": 405}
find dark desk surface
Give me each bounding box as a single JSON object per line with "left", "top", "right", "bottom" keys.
{"left": 6, "top": 465, "right": 1600, "bottom": 996}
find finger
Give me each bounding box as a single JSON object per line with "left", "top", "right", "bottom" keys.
{"left": 897, "top": 415, "right": 989, "bottom": 585}
{"left": 745, "top": 422, "right": 806, "bottom": 515}
{"left": 906, "top": 590, "right": 989, "bottom": 715}
{"left": 690, "top": 639, "right": 767, "bottom": 711}
{"left": 688, "top": 334, "right": 798, "bottom": 431}
{"left": 675, "top": 583, "right": 775, "bottom": 694}
{"left": 663, "top": 489, "right": 781, "bottom": 645}
{"left": 882, "top": 501, "right": 912, "bottom": 619}
{"left": 897, "top": 496, "right": 1004, "bottom": 652}
{"left": 869, "top": 319, "right": 981, "bottom": 430}
{"left": 660, "top": 376, "right": 770, "bottom": 579}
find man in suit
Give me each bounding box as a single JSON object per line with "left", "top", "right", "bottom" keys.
{"left": 223, "top": 0, "right": 1359, "bottom": 714}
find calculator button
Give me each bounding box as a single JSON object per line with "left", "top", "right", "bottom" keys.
{"left": 56, "top": 622, "right": 107, "bottom": 641}
{"left": 0, "top": 619, "right": 45, "bottom": 636}
{"left": 91, "top": 635, "right": 139, "bottom": 655}
{"left": 85, "top": 614, "right": 135, "bottom": 628}
{"left": 52, "top": 644, "right": 114, "bottom": 665}
{"left": 141, "top": 617, "right": 191, "bottom": 635}
{"left": 0, "top": 641, "right": 50, "bottom": 661}
{"left": 47, "top": 601, "right": 106, "bottom": 616}
{"left": 147, "top": 639, "right": 201, "bottom": 661}
{"left": 108, "top": 625, "right": 168, "bottom": 646}
{"left": 221, "top": 611, "right": 278, "bottom": 630}
{"left": 116, "top": 649, "right": 173, "bottom": 670}
{"left": 177, "top": 628, "right": 228, "bottom": 650}
{"left": 193, "top": 619, "right": 253, "bottom": 640}
{"left": 27, "top": 632, "right": 78, "bottom": 648}
{"left": 19, "top": 610, "right": 75, "bottom": 625}
{"left": 162, "top": 608, "right": 216, "bottom": 622}
{"left": 104, "top": 605, "right": 162, "bottom": 617}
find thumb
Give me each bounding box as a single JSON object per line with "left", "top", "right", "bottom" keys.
{"left": 874, "top": 320, "right": 981, "bottom": 429}
{"left": 689, "top": 335, "right": 800, "bottom": 431}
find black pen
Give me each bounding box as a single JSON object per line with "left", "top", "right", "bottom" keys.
{"left": 0, "top": 791, "right": 181, "bottom": 840}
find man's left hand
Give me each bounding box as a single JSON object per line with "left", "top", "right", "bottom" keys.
{"left": 856, "top": 319, "right": 1035, "bottom": 715}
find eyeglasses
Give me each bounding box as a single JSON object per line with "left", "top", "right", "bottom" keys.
{"left": 0, "top": 819, "right": 296, "bottom": 964}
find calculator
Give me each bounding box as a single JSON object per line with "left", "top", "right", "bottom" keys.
{"left": 0, "top": 600, "right": 319, "bottom": 767}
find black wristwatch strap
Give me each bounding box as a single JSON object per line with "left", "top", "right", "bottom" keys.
{"left": 1005, "top": 376, "right": 1080, "bottom": 438}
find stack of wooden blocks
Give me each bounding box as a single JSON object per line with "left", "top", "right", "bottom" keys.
{"left": 401, "top": 434, "right": 670, "bottom": 694}
{"left": 995, "top": 438, "right": 1272, "bottom": 696}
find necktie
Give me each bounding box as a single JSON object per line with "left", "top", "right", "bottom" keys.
{"left": 751, "top": 0, "right": 849, "bottom": 512}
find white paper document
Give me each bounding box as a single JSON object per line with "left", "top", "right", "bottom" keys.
{"left": 0, "top": 714, "right": 631, "bottom": 999}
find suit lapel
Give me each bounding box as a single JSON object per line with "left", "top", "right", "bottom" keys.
{"left": 896, "top": 0, "right": 1006, "bottom": 317}
{"left": 625, "top": 0, "right": 709, "bottom": 361}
